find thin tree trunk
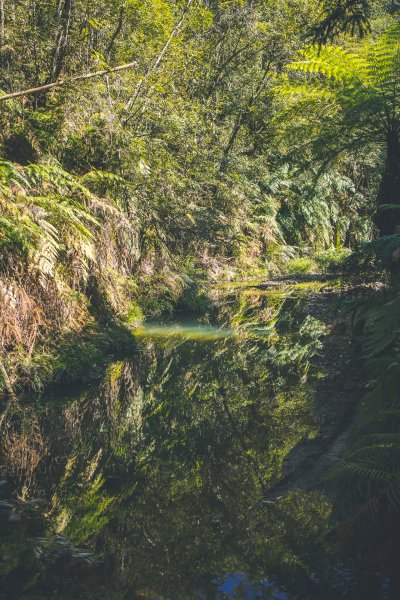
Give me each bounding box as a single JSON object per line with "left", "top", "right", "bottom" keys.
{"left": 0, "top": 355, "right": 15, "bottom": 400}
{"left": 106, "top": 6, "right": 124, "bottom": 58}
{"left": 122, "top": 0, "right": 193, "bottom": 122}
{"left": 375, "top": 130, "right": 400, "bottom": 236}
{"left": 0, "top": 0, "right": 4, "bottom": 47}
{"left": 220, "top": 59, "right": 273, "bottom": 169}
{"left": 47, "top": 0, "right": 74, "bottom": 83}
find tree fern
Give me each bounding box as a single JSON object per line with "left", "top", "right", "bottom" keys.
{"left": 279, "top": 25, "right": 400, "bottom": 236}
{"left": 288, "top": 44, "right": 370, "bottom": 84}
{"left": 311, "top": 0, "right": 372, "bottom": 45}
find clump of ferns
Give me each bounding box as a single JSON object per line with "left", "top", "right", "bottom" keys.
{"left": 0, "top": 158, "right": 137, "bottom": 386}
{"left": 341, "top": 234, "right": 400, "bottom": 280}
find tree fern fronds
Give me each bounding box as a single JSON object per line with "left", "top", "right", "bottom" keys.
{"left": 287, "top": 45, "right": 370, "bottom": 85}
{"left": 280, "top": 26, "right": 400, "bottom": 191}
{"left": 369, "top": 25, "right": 400, "bottom": 75}
{"left": 24, "top": 163, "right": 94, "bottom": 199}
{"left": 0, "top": 159, "right": 30, "bottom": 189}
{"left": 80, "top": 169, "right": 129, "bottom": 191}
{"left": 0, "top": 159, "right": 127, "bottom": 288}
{"left": 361, "top": 292, "right": 400, "bottom": 358}
{"left": 0, "top": 154, "right": 137, "bottom": 363}
{"left": 311, "top": 0, "right": 371, "bottom": 45}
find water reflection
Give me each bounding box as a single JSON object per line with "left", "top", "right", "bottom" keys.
{"left": 0, "top": 283, "right": 334, "bottom": 599}
{"left": 134, "top": 321, "right": 236, "bottom": 340}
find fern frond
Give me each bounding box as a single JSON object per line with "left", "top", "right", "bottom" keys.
{"left": 287, "top": 45, "right": 369, "bottom": 85}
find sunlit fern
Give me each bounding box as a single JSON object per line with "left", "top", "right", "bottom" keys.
{"left": 279, "top": 25, "right": 400, "bottom": 168}
{"left": 0, "top": 158, "right": 137, "bottom": 383}
{"left": 0, "top": 159, "right": 101, "bottom": 284}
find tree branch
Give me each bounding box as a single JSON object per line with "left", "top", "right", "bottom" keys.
{"left": 0, "top": 60, "right": 139, "bottom": 102}
{"left": 106, "top": 6, "right": 124, "bottom": 57}
{"left": 0, "top": 0, "right": 193, "bottom": 105}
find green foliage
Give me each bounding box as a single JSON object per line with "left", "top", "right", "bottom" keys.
{"left": 343, "top": 234, "right": 400, "bottom": 275}
{"left": 314, "top": 247, "right": 351, "bottom": 271}
{"left": 279, "top": 25, "right": 400, "bottom": 236}
{"left": 1, "top": 2, "right": 400, "bottom": 595}
{"left": 282, "top": 25, "right": 400, "bottom": 153}
{"left": 286, "top": 257, "right": 318, "bottom": 274}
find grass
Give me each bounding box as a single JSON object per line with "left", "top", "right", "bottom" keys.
{"left": 286, "top": 257, "right": 318, "bottom": 275}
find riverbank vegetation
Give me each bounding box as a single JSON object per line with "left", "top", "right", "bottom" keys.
{"left": 1, "top": 0, "right": 398, "bottom": 390}
{"left": 1, "top": 0, "right": 400, "bottom": 598}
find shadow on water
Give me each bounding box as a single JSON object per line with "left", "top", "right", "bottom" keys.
{"left": 0, "top": 281, "right": 361, "bottom": 599}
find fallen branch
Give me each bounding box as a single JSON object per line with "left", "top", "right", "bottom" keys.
{"left": 0, "top": 0, "right": 193, "bottom": 104}
{"left": 0, "top": 60, "right": 138, "bottom": 102}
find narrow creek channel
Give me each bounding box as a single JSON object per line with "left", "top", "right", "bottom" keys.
{"left": 0, "top": 280, "right": 357, "bottom": 599}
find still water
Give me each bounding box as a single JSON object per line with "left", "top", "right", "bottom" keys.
{"left": 0, "top": 282, "right": 341, "bottom": 599}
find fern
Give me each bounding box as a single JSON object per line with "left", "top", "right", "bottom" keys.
{"left": 288, "top": 44, "right": 370, "bottom": 85}
{"left": 311, "top": 0, "right": 372, "bottom": 45}
{"left": 0, "top": 158, "right": 136, "bottom": 375}
{"left": 280, "top": 25, "right": 400, "bottom": 158}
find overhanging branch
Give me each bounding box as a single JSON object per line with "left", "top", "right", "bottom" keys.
{"left": 0, "top": 0, "right": 194, "bottom": 104}
{"left": 0, "top": 60, "right": 139, "bottom": 102}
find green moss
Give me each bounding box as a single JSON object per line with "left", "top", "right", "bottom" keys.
{"left": 124, "top": 301, "right": 144, "bottom": 326}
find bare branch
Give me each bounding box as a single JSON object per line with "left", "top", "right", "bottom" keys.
{"left": 0, "top": 60, "right": 139, "bottom": 102}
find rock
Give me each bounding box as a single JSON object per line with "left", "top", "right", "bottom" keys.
{"left": 0, "top": 480, "right": 8, "bottom": 489}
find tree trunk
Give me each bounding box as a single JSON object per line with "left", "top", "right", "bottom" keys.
{"left": 47, "top": 0, "right": 74, "bottom": 83}
{"left": 0, "top": 0, "right": 4, "bottom": 47}
{"left": 0, "top": 355, "right": 15, "bottom": 400}
{"left": 375, "top": 130, "right": 400, "bottom": 236}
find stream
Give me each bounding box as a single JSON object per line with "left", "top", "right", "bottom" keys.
{"left": 0, "top": 280, "right": 357, "bottom": 599}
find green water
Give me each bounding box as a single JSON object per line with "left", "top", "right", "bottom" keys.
{"left": 0, "top": 282, "right": 343, "bottom": 599}
{"left": 134, "top": 321, "right": 236, "bottom": 340}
